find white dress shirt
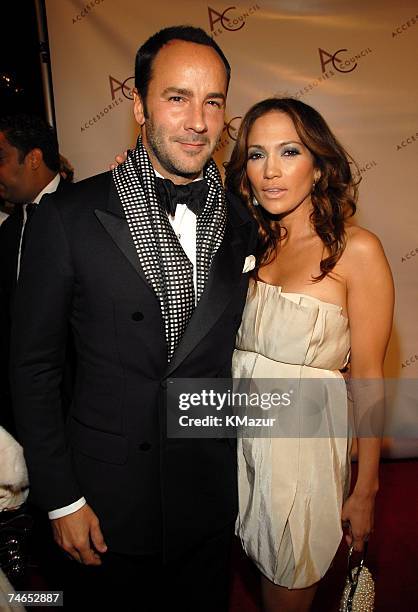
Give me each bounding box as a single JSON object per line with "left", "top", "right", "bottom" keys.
{"left": 49, "top": 170, "right": 202, "bottom": 520}
{"left": 0, "top": 210, "right": 9, "bottom": 226}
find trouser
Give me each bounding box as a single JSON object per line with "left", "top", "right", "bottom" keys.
{"left": 60, "top": 524, "right": 234, "bottom": 612}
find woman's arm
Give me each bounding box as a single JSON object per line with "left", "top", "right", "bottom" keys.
{"left": 341, "top": 226, "right": 394, "bottom": 551}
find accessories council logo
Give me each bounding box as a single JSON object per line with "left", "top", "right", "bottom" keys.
{"left": 318, "top": 47, "right": 371, "bottom": 74}
{"left": 208, "top": 4, "right": 261, "bottom": 36}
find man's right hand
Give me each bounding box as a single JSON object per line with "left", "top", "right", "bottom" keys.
{"left": 51, "top": 504, "right": 107, "bottom": 565}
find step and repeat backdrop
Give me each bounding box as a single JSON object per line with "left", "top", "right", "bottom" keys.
{"left": 44, "top": 0, "right": 418, "bottom": 456}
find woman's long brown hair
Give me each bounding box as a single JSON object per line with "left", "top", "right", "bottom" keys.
{"left": 224, "top": 98, "right": 359, "bottom": 281}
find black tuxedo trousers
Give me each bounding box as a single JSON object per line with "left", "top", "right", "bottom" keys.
{"left": 10, "top": 171, "right": 256, "bottom": 561}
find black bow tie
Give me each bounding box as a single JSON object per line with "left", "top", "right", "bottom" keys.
{"left": 155, "top": 177, "right": 208, "bottom": 216}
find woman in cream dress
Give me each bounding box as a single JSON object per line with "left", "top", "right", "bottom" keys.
{"left": 225, "top": 98, "right": 394, "bottom": 611}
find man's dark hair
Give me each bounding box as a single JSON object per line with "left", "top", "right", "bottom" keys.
{"left": 135, "top": 25, "right": 231, "bottom": 116}
{"left": 0, "top": 114, "right": 60, "bottom": 173}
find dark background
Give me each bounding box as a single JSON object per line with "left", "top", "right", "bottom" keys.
{"left": 1, "top": 1, "right": 47, "bottom": 118}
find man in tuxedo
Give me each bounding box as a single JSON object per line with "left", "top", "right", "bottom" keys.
{"left": 11, "top": 26, "right": 255, "bottom": 610}
{"left": 0, "top": 115, "right": 66, "bottom": 435}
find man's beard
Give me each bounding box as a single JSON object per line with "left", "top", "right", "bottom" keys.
{"left": 144, "top": 117, "right": 215, "bottom": 179}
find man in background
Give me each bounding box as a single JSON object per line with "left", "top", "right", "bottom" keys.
{"left": 0, "top": 114, "right": 68, "bottom": 434}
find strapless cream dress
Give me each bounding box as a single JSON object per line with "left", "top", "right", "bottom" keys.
{"left": 232, "top": 280, "right": 352, "bottom": 588}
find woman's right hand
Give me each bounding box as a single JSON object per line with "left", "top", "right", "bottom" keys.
{"left": 109, "top": 150, "right": 128, "bottom": 170}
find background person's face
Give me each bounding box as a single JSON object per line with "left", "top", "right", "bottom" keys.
{"left": 0, "top": 132, "right": 34, "bottom": 204}
{"left": 134, "top": 40, "right": 228, "bottom": 183}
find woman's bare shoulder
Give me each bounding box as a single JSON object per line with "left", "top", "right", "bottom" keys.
{"left": 339, "top": 224, "right": 392, "bottom": 288}
{"left": 343, "top": 224, "right": 386, "bottom": 261}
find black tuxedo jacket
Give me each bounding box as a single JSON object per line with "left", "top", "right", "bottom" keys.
{"left": 0, "top": 178, "right": 69, "bottom": 434}
{"left": 11, "top": 170, "right": 256, "bottom": 560}
{"left": 0, "top": 206, "right": 22, "bottom": 433}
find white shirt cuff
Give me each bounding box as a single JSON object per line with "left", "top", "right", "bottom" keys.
{"left": 48, "top": 497, "right": 87, "bottom": 519}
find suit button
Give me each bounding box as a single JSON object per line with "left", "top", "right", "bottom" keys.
{"left": 139, "top": 442, "right": 151, "bottom": 451}
{"left": 160, "top": 380, "right": 167, "bottom": 389}
{"left": 132, "top": 311, "right": 144, "bottom": 321}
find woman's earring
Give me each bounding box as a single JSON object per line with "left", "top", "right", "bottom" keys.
{"left": 252, "top": 197, "right": 259, "bottom": 206}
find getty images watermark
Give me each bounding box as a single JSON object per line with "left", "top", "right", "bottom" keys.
{"left": 165, "top": 377, "right": 418, "bottom": 439}
{"left": 177, "top": 386, "right": 293, "bottom": 429}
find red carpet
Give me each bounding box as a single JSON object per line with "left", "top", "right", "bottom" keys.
{"left": 229, "top": 459, "right": 418, "bottom": 611}
{"left": 18, "top": 459, "right": 418, "bottom": 610}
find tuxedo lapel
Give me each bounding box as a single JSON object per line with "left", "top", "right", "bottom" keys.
{"left": 94, "top": 180, "right": 154, "bottom": 294}
{"left": 166, "top": 213, "right": 251, "bottom": 377}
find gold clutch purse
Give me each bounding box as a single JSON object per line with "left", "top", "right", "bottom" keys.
{"left": 339, "top": 542, "right": 375, "bottom": 611}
